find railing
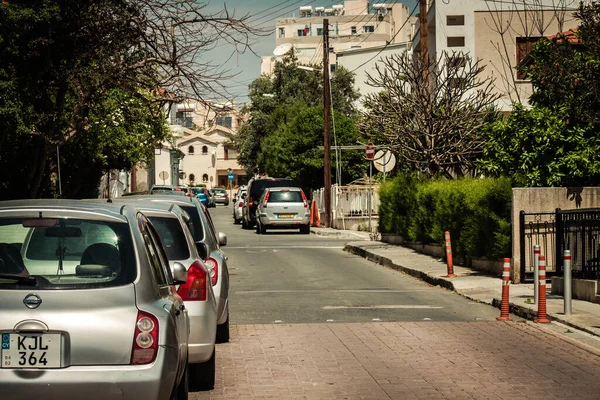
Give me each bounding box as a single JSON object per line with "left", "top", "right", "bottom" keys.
{"left": 170, "top": 117, "right": 193, "bottom": 128}
{"left": 313, "top": 185, "right": 380, "bottom": 217}
{"left": 519, "top": 211, "right": 557, "bottom": 282}
{"left": 556, "top": 208, "right": 600, "bottom": 280}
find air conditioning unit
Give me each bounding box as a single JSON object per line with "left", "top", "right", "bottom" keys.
{"left": 315, "top": 6, "right": 325, "bottom": 16}
{"left": 324, "top": 8, "right": 334, "bottom": 15}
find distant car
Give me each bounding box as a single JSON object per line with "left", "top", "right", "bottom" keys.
{"left": 190, "top": 187, "right": 210, "bottom": 207}
{"left": 0, "top": 199, "right": 190, "bottom": 400}
{"left": 96, "top": 199, "right": 218, "bottom": 390}
{"left": 233, "top": 187, "right": 247, "bottom": 225}
{"left": 255, "top": 187, "right": 311, "bottom": 234}
{"left": 210, "top": 188, "right": 229, "bottom": 206}
{"left": 150, "top": 185, "right": 186, "bottom": 195}
{"left": 242, "top": 177, "right": 295, "bottom": 229}
{"left": 120, "top": 195, "right": 230, "bottom": 344}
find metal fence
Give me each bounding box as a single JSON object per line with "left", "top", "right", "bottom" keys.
{"left": 313, "top": 184, "right": 380, "bottom": 217}
{"left": 520, "top": 208, "right": 600, "bottom": 281}
{"left": 556, "top": 208, "right": 600, "bottom": 280}
{"left": 519, "top": 211, "right": 557, "bottom": 282}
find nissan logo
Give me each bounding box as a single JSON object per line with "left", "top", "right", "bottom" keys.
{"left": 23, "top": 294, "right": 42, "bottom": 309}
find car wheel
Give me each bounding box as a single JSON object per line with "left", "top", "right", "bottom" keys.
{"left": 189, "top": 351, "right": 215, "bottom": 391}
{"left": 255, "top": 221, "right": 261, "bottom": 234}
{"left": 216, "top": 311, "right": 230, "bottom": 343}
{"left": 242, "top": 217, "right": 248, "bottom": 229}
{"left": 171, "top": 359, "right": 189, "bottom": 399}
{"left": 260, "top": 223, "right": 267, "bottom": 234}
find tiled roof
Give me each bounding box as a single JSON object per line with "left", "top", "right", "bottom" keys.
{"left": 548, "top": 29, "right": 581, "bottom": 44}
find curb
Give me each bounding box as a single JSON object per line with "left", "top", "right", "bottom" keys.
{"left": 346, "top": 244, "right": 600, "bottom": 339}
{"left": 311, "top": 229, "right": 371, "bottom": 241}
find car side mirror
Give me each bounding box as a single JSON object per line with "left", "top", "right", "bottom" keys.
{"left": 196, "top": 241, "right": 209, "bottom": 259}
{"left": 218, "top": 232, "right": 227, "bottom": 247}
{"left": 172, "top": 262, "right": 188, "bottom": 285}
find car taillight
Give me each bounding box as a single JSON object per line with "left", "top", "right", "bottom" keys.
{"left": 177, "top": 261, "right": 207, "bottom": 301}
{"left": 205, "top": 257, "right": 218, "bottom": 286}
{"left": 131, "top": 311, "right": 159, "bottom": 365}
{"left": 300, "top": 190, "right": 308, "bottom": 208}
{"left": 262, "top": 190, "right": 270, "bottom": 208}
{"left": 248, "top": 197, "right": 253, "bottom": 207}
{"left": 238, "top": 201, "right": 244, "bottom": 207}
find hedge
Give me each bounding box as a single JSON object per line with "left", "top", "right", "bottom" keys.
{"left": 378, "top": 175, "right": 512, "bottom": 260}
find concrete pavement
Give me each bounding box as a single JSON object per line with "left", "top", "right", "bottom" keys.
{"left": 311, "top": 226, "right": 600, "bottom": 339}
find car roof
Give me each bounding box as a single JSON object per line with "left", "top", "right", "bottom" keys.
{"left": 88, "top": 198, "right": 188, "bottom": 219}
{"left": 0, "top": 199, "right": 131, "bottom": 223}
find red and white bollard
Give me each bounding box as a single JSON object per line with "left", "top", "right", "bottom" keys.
{"left": 497, "top": 258, "right": 512, "bottom": 321}
{"left": 445, "top": 231, "right": 456, "bottom": 278}
{"left": 534, "top": 255, "right": 551, "bottom": 324}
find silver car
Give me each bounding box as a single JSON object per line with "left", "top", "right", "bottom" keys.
{"left": 122, "top": 195, "right": 230, "bottom": 343}
{"left": 255, "top": 187, "right": 311, "bottom": 234}
{"left": 0, "top": 199, "right": 189, "bottom": 400}
{"left": 98, "top": 199, "right": 218, "bottom": 390}
{"left": 232, "top": 188, "right": 246, "bottom": 225}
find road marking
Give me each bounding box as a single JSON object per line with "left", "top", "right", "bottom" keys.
{"left": 326, "top": 319, "right": 334, "bottom": 322}
{"left": 227, "top": 246, "right": 345, "bottom": 249}
{"left": 274, "top": 320, "right": 283, "bottom": 323}
{"left": 372, "top": 318, "right": 381, "bottom": 321}
{"left": 423, "top": 318, "right": 432, "bottom": 320}
{"left": 234, "top": 289, "right": 433, "bottom": 294}
{"left": 322, "top": 305, "right": 444, "bottom": 310}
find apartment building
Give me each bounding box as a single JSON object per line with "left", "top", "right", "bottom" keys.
{"left": 261, "top": 0, "right": 417, "bottom": 75}
{"left": 146, "top": 100, "right": 247, "bottom": 190}
{"left": 412, "top": 0, "right": 581, "bottom": 110}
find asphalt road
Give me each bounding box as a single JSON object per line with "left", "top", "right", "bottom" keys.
{"left": 193, "top": 205, "right": 600, "bottom": 400}
{"left": 209, "top": 204, "right": 504, "bottom": 324}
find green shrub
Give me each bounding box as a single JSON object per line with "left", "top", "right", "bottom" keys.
{"left": 378, "top": 175, "right": 512, "bottom": 260}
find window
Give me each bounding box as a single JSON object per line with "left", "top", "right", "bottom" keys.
{"left": 202, "top": 146, "right": 208, "bottom": 154}
{"left": 223, "top": 145, "right": 229, "bottom": 161}
{"left": 140, "top": 218, "right": 170, "bottom": 286}
{"left": 266, "top": 190, "right": 303, "bottom": 203}
{"left": 147, "top": 217, "right": 190, "bottom": 261}
{"left": 173, "top": 111, "right": 193, "bottom": 128}
{"left": 189, "top": 173, "right": 195, "bottom": 182}
{"left": 278, "top": 27, "right": 285, "bottom": 38}
{"left": 447, "top": 36, "right": 465, "bottom": 47}
{"left": 330, "top": 64, "right": 336, "bottom": 73}
{"left": 297, "top": 26, "right": 309, "bottom": 36}
{"left": 516, "top": 37, "right": 542, "bottom": 80}
{"left": 364, "top": 26, "right": 375, "bottom": 33}
{"left": 188, "top": 145, "right": 194, "bottom": 155}
{"left": 216, "top": 116, "right": 232, "bottom": 128}
{"left": 202, "top": 174, "right": 209, "bottom": 182}
{"left": 446, "top": 15, "right": 465, "bottom": 26}
{"left": 317, "top": 28, "right": 323, "bottom": 36}
{"left": 351, "top": 26, "right": 357, "bottom": 34}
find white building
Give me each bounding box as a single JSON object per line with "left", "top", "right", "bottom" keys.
{"left": 262, "top": 0, "right": 417, "bottom": 75}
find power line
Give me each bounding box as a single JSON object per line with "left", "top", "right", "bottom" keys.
{"left": 350, "top": 2, "right": 419, "bottom": 73}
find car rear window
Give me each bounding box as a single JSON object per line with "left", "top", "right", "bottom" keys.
{"left": 250, "top": 179, "right": 295, "bottom": 200}
{"left": 0, "top": 218, "right": 136, "bottom": 289}
{"left": 147, "top": 216, "right": 190, "bottom": 261}
{"left": 268, "top": 190, "right": 303, "bottom": 203}
{"left": 180, "top": 205, "right": 205, "bottom": 242}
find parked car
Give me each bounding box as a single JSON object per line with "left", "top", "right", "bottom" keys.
{"left": 242, "top": 177, "right": 295, "bottom": 229}
{"left": 121, "top": 195, "right": 230, "bottom": 343}
{"left": 233, "top": 187, "right": 247, "bottom": 225}
{"left": 0, "top": 199, "right": 190, "bottom": 400}
{"left": 150, "top": 184, "right": 186, "bottom": 195}
{"left": 94, "top": 199, "right": 218, "bottom": 390}
{"left": 210, "top": 188, "right": 229, "bottom": 206}
{"left": 255, "top": 187, "right": 311, "bottom": 234}
{"left": 190, "top": 187, "right": 210, "bottom": 207}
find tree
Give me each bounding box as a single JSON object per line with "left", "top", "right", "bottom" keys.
{"left": 478, "top": 3, "right": 600, "bottom": 187}
{"left": 257, "top": 105, "right": 368, "bottom": 194}
{"left": 0, "top": 0, "right": 261, "bottom": 198}
{"left": 361, "top": 52, "right": 499, "bottom": 178}
{"left": 235, "top": 49, "right": 360, "bottom": 179}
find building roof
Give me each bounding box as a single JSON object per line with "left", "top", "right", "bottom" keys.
{"left": 548, "top": 28, "right": 581, "bottom": 44}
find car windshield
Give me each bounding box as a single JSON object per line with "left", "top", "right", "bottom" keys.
{"left": 0, "top": 217, "right": 136, "bottom": 289}
{"left": 147, "top": 216, "right": 190, "bottom": 261}
{"left": 250, "top": 179, "right": 295, "bottom": 199}
{"left": 268, "top": 191, "right": 303, "bottom": 203}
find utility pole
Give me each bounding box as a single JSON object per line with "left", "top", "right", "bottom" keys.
{"left": 419, "top": 0, "right": 429, "bottom": 67}
{"left": 323, "top": 18, "right": 332, "bottom": 228}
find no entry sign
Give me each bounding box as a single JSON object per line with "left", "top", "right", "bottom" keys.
{"left": 365, "top": 142, "right": 375, "bottom": 160}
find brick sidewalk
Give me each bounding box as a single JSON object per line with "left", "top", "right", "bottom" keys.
{"left": 192, "top": 322, "right": 600, "bottom": 400}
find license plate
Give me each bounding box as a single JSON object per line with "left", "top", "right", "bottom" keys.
{"left": 2, "top": 333, "right": 61, "bottom": 368}
{"left": 278, "top": 214, "right": 294, "bottom": 218}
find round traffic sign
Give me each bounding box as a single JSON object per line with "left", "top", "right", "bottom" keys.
{"left": 373, "top": 150, "right": 396, "bottom": 173}
{"left": 366, "top": 142, "right": 375, "bottom": 160}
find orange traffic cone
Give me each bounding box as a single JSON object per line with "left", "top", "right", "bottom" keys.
{"left": 310, "top": 200, "right": 321, "bottom": 227}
